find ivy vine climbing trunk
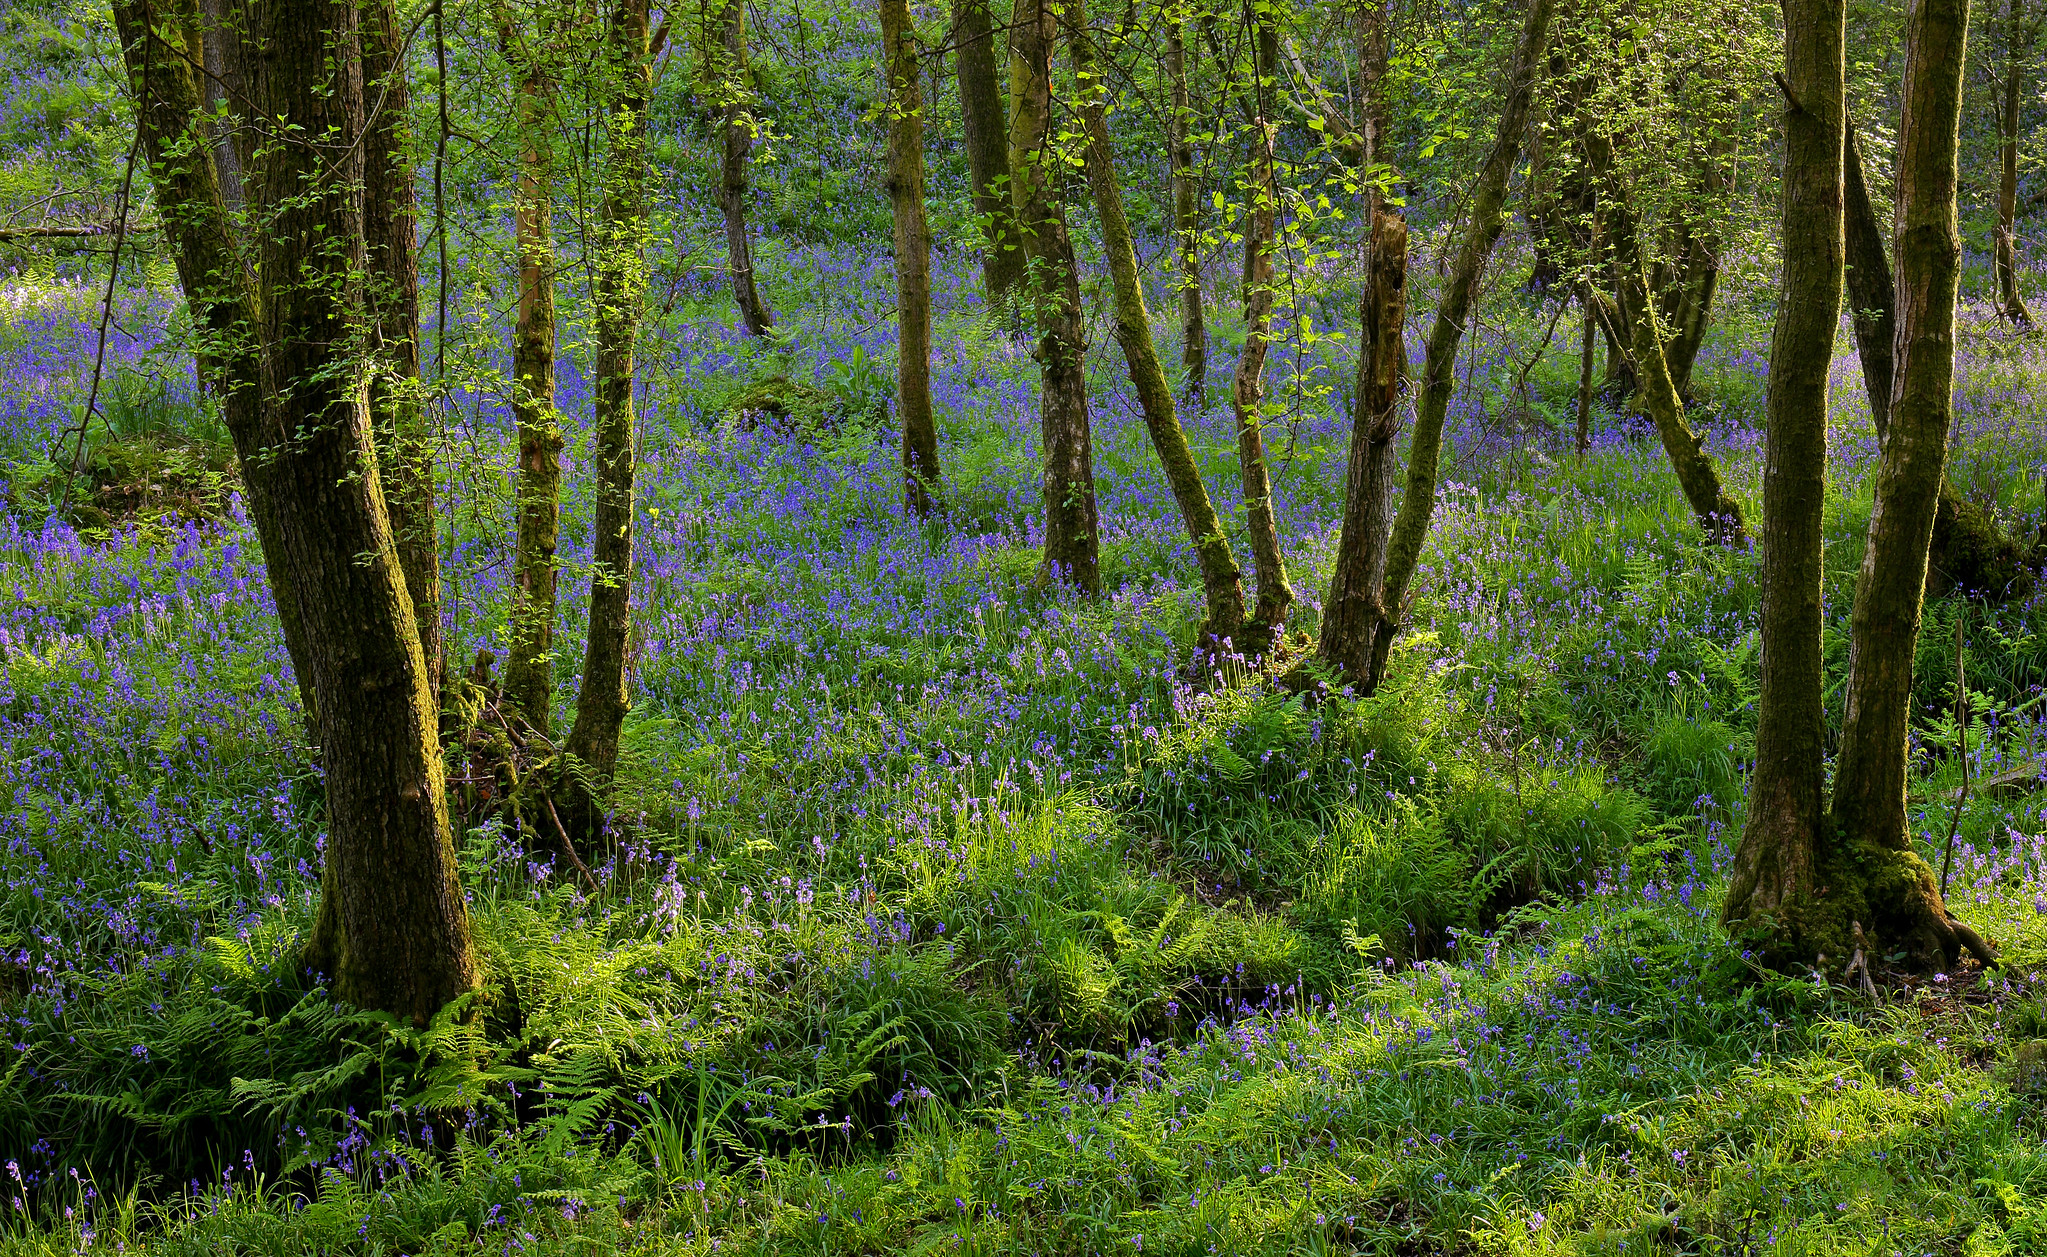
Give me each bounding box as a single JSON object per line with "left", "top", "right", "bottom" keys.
{"left": 952, "top": 0, "right": 1024, "bottom": 307}
{"left": 1011, "top": 0, "right": 1099, "bottom": 593}
{"left": 565, "top": 0, "right": 651, "bottom": 830}
{"left": 114, "top": 0, "right": 478, "bottom": 1023}
{"left": 715, "top": 0, "right": 775, "bottom": 335}
{"left": 1232, "top": 18, "right": 1292, "bottom": 648}
{"left": 1071, "top": 0, "right": 1243, "bottom": 644}
{"left": 1367, "top": 0, "right": 1554, "bottom": 689}
{"left": 883, "top": 0, "right": 938, "bottom": 517}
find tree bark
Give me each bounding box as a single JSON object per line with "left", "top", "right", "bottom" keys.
{"left": 1071, "top": 0, "right": 1243, "bottom": 643}
{"left": 884, "top": 0, "right": 939, "bottom": 517}
{"left": 501, "top": 22, "right": 564, "bottom": 735}
{"left": 715, "top": 0, "right": 775, "bottom": 336}
{"left": 1010, "top": 0, "right": 1099, "bottom": 593}
{"left": 1232, "top": 21, "right": 1293, "bottom": 646}
{"left": 564, "top": 0, "right": 651, "bottom": 824}
{"left": 953, "top": 0, "right": 1025, "bottom": 307}
{"left": 1997, "top": 0, "right": 2032, "bottom": 325}
{"left": 1168, "top": 21, "right": 1207, "bottom": 407}
{"left": 1576, "top": 286, "right": 1596, "bottom": 457}
{"left": 1367, "top": 0, "right": 1555, "bottom": 689}
{"left": 114, "top": 0, "right": 478, "bottom": 1024}
{"left": 1826, "top": 0, "right": 1980, "bottom": 970}
{"left": 363, "top": 0, "right": 443, "bottom": 694}
{"left": 1845, "top": 122, "right": 1899, "bottom": 438}
{"left": 1723, "top": 0, "right": 1843, "bottom": 958}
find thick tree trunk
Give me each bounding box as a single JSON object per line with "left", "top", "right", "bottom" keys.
{"left": 564, "top": 0, "right": 651, "bottom": 822}
{"left": 1997, "top": 0, "right": 2032, "bottom": 326}
{"left": 1168, "top": 23, "right": 1207, "bottom": 407}
{"left": 502, "top": 35, "right": 563, "bottom": 735}
{"left": 1071, "top": 0, "right": 1243, "bottom": 643}
{"left": 1722, "top": 0, "right": 1844, "bottom": 959}
{"left": 953, "top": 0, "right": 1024, "bottom": 307}
{"left": 1844, "top": 123, "right": 1899, "bottom": 437}
{"left": 115, "top": 0, "right": 478, "bottom": 1024}
{"left": 1010, "top": 0, "right": 1099, "bottom": 593}
{"left": 884, "top": 0, "right": 939, "bottom": 517}
{"left": 1232, "top": 23, "right": 1293, "bottom": 646}
{"left": 1826, "top": 0, "right": 1981, "bottom": 970}
{"left": 715, "top": 0, "right": 775, "bottom": 336}
{"left": 362, "top": 0, "right": 443, "bottom": 695}
{"left": 1367, "top": 0, "right": 1554, "bottom": 689}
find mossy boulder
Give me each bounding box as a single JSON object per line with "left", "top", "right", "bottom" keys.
{"left": 1929, "top": 490, "right": 2042, "bottom": 602}
{"left": 726, "top": 374, "right": 884, "bottom": 438}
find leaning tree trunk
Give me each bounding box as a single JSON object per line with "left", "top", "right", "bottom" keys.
{"left": 1317, "top": 0, "right": 1406, "bottom": 688}
{"left": 1844, "top": 122, "right": 1899, "bottom": 437}
{"left": 1826, "top": 0, "right": 1989, "bottom": 971}
{"left": 715, "top": 0, "right": 775, "bottom": 336}
{"left": 363, "top": 0, "right": 443, "bottom": 695}
{"left": 1071, "top": 0, "right": 1243, "bottom": 644}
{"left": 1367, "top": 0, "right": 1555, "bottom": 689}
{"left": 883, "top": 0, "right": 939, "bottom": 517}
{"left": 501, "top": 32, "right": 564, "bottom": 735}
{"left": 953, "top": 0, "right": 1025, "bottom": 307}
{"left": 1231, "top": 20, "right": 1293, "bottom": 647}
{"left": 1011, "top": 0, "right": 1099, "bottom": 593}
{"left": 114, "top": 0, "right": 478, "bottom": 1024}
{"left": 1168, "top": 21, "right": 1208, "bottom": 407}
{"left": 1722, "top": 0, "right": 1845, "bottom": 961}
{"left": 1997, "top": 0, "right": 2032, "bottom": 326}
{"left": 564, "top": 0, "right": 651, "bottom": 829}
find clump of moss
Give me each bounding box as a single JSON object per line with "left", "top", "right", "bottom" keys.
{"left": 1929, "top": 490, "right": 2041, "bottom": 602}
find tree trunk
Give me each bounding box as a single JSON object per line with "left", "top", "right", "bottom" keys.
{"left": 1232, "top": 23, "right": 1293, "bottom": 646}
{"left": 1010, "top": 0, "right": 1099, "bottom": 593}
{"left": 564, "top": 0, "right": 651, "bottom": 824}
{"left": 114, "top": 0, "right": 477, "bottom": 1024}
{"left": 884, "top": 0, "right": 939, "bottom": 517}
{"left": 715, "top": 0, "right": 775, "bottom": 336}
{"left": 1071, "top": 0, "right": 1243, "bottom": 643}
{"left": 1844, "top": 122, "right": 1899, "bottom": 438}
{"left": 1576, "top": 285, "right": 1596, "bottom": 457}
{"left": 1317, "top": 0, "right": 1405, "bottom": 688}
{"left": 953, "top": 0, "right": 1024, "bottom": 307}
{"left": 1723, "top": 0, "right": 1844, "bottom": 966}
{"left": 1367, "top": 0, "right": 1555, "bottom": 689}
{"left": 1168, "top": 22, "right": 1207, "bottom": 407}
{"left": 502, "top": 29, "right": 564, "bottom": 736}
{"left": 1826, "top": 0, "right": 1981, "bottom": 971}
{"left": 1997, "top": 0, "right": 2032, "bottom": 325}
{"left": 362, "top": 0, "right": 443, "bottom": 695}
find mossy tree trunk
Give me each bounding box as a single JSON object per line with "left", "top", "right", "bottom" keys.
{"left": 1723, "top": 0, "right": 1844, "bottom": 958}
{"left": 1071, "top": 0, "right": 1241, "bottom": 641}
{"left": 883, "top": 0, "right": 939, "bottom": 517}
{"left": 1844, "top": 123, "right": 1898, "bottom": 437}
{"left": 1367, "top": 0, "right": 1555, "bottom": 689}
{"left": 1576, "top": 285, "right": 1596, "bottom": 457}
{"left": 1168, "top": 20, "right": 1207, "bottom": 406}
{"left": 1010, "top": 0, "right": 1099, "bottom": 593}
{"left": 114, "top": 0, "right": 478, "bottom": 1024}
{"left": 714, "top": 0, "right": 775, "bottom": 336}
{"left": 1317, "top": 0, "right": 1406, "bottom": 688}
{"left": 501, "top": 16, "right": 564, "bottom": 735}
{"left": 1826, "top": 0, "right": 1985, "bottom": 970}
{"left": 564, "top": 0, "right": 651, "bottom": 829}
{"left": 1996, "top": 0, "right": 2033, "bottom": 326}
{"left": 952, "top": 0, "right": 1024, "bottom": 307}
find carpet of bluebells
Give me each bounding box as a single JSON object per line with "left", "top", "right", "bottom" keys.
{"left": 0, "top": 234, "right": 2045, "bottom": 1255}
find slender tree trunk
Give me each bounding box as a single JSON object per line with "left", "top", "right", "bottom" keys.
{"left": 1722, "top": 0, "right": 1844, "bottom": 962}
{"left": 1997, "top": 0, "right": 2032, "bottom": 325}
{"left": 502, "top": 34, "right": 563, "bottom": 735}
{"left": 1367, "top": 0, "right": 1555, "bottom": 688}
{"left": 884, "top": 0, "right": 939, "bottom": 516}
{"left": 115, "top": 0, "right": 478, "bottom": 1023}
{"left": 1576, "top": 286, "right": 1596, "bottom": 457}
{"left": 1317, "top": 0, "right": 1405, "bottom": 687}
{"left": 715, "top": 0, "right": 775, "bottom": 336}
{"left": 1232, "top": 20, "right": 1292, "bottom": 645}
{"left": 1845, "top": 122, "right": 1899, "bottom": 437}
{"left": 362, "top": 0, "right": 443, "bottom": 694}
{"left": 953, "top": 0, "right": 1025, "bottom": 307}
{"left": 1071, "top": 0, "right": 1243, "bottom": 642}
{"left": 1011, "top": 0, "right": 1099, "bottom": 593}
{"left": 1826, "top": 0, "right": 1984, "bottom": 970}
{"left": 564, "top": 0, "right": 651, "bottom": 822}
{"left": 1168, "top": 21, "right": 1208, "bottom": 406}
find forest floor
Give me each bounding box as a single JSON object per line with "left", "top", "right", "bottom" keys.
{"left": 0, "top": 242, "right": 2045, "bottom": 1254}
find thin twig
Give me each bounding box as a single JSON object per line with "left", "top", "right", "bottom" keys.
{"left": 543, "top": 795, "right": 601, "bottom": 893}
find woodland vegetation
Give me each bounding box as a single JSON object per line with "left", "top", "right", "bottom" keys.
{"left": 0, "top": 0, "right": 2045, "bottom": 1248}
